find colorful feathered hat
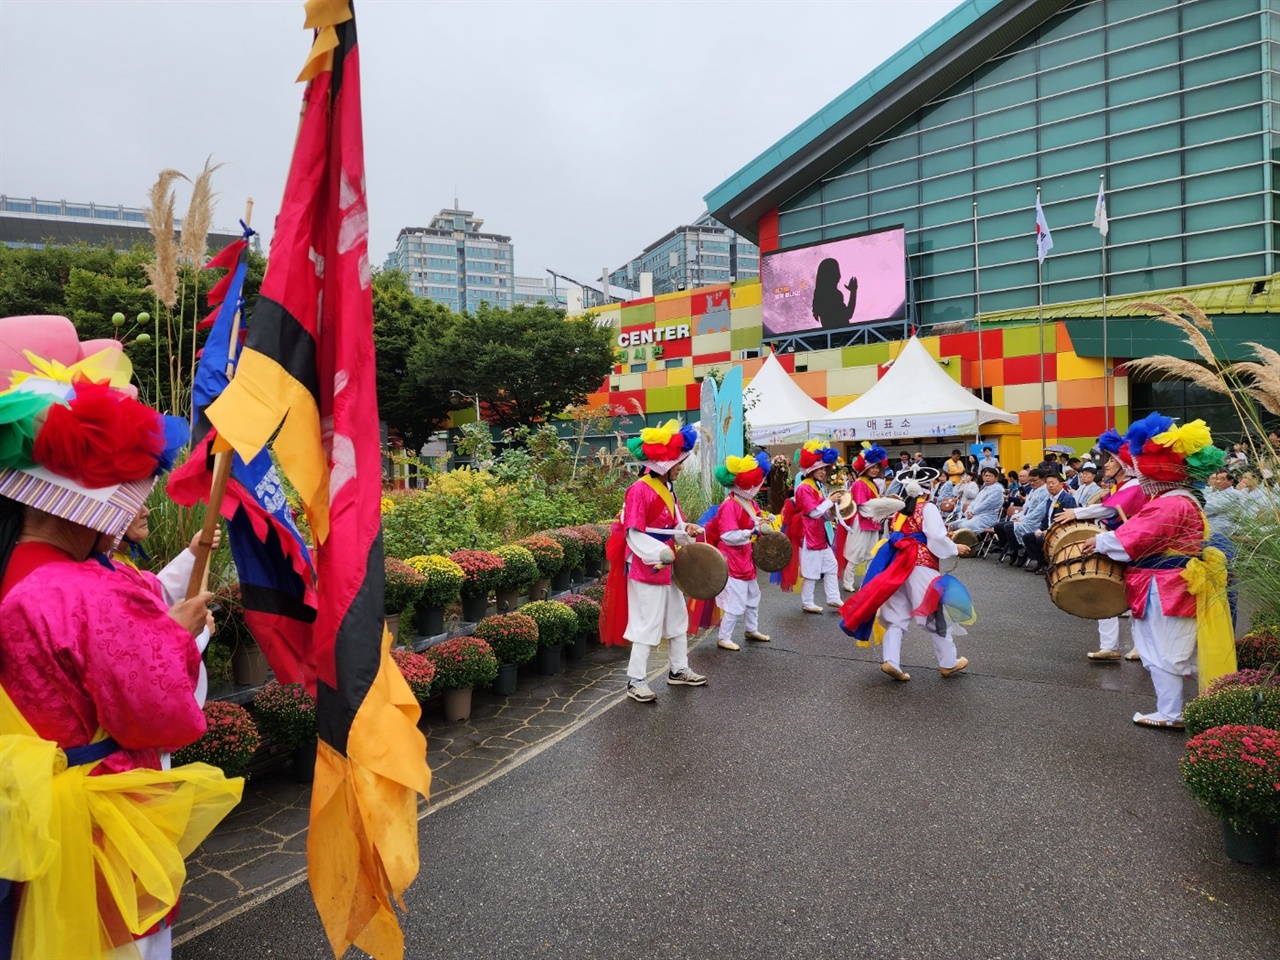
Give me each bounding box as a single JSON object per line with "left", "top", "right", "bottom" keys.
{"left": 714, "top": 451, "right": 771, "bottom": 494}
{"left": 795, "top": 439, "right": 839, "bottom": 477}
{"left": 849, "top": 442, "right": 887, "bottom": 476}
{"left": 1123, "top": 412, "right": 1224, "bottom": 484}
{"left": 0, "top": 315, "right": 188, "bottom": 540}
{"left": 625, "top": 418, "right": 699, "bottom": 475}
{"left": 1096, "top": 427, "right": 1135, "bottom": 475}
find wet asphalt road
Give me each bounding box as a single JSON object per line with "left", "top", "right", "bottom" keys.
{"left": 178, "top": 557, "right": 1280, "bottom": 959}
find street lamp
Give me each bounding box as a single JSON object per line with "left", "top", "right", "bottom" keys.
{"left": 451, "top": 389, "right": 481, "bottom": 422}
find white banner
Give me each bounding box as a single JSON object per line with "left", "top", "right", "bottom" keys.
{"left": 750, "top": 421, "right": 811, "bottom": 445}
{"left": 822, "top": 412, "right": 979, "bottom": 442}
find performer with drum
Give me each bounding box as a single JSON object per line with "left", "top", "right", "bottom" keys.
{"left": 600, "top": 420, "right": 708, "bottom": 703}
{"left": 1080, "top": 415, "right": 1233, "bottom": 728}
{"left": 1055, "top": 429, "right": 1148, "bottom": 662}
{"left": 710, "top": 453, "right": 776, "bottom": 650}
{"left": 838, "top": 466, "right": 974, "bottom": 682}
{"left": 789, "top": 440, "right": 842, "bottom": 614}
{"left": 836, "top": 444, "right": 889, "bottom": 592}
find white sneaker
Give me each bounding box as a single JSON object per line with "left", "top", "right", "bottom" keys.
{"left": 1124, "top": 649, "right": 1141, "bottom": 661}
{"left": 717, "top": 639, "right": 741, "bottom": 651}
{"left": 627, "top": 681, "right": 656, "bottom": 703}
{"left": 826, "top": 601, "right": 843, "bottom": 610}
{"left": 667, "top": 668, "right": 707, "bottom": 686}
{"left": 802, "top": 604, "right": 824, "bottom": 614}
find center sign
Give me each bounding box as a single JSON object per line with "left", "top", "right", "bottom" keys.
{"left": 616, "top": 324, "right": 691, "bottom": 348}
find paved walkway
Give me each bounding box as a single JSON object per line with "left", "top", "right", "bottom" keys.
{"left": 176, "top": 558, "right": 1280, "bottom": 958}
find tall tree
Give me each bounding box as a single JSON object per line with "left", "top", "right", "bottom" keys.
{"left": 426, "top": 302, "right": 615, "bottom": 430}
{"left": 372, "top": 270, "right": 455, "bottom": 448}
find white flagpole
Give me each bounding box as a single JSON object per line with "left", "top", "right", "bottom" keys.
{"left": 1099, "top": 173, "right": 1110, "bottom": 432}
{"left": 974, "top": 200, "right": 984, "bottom": 401}
{"left": 1037, "top": 187, "right": 1046, "bottom": 452}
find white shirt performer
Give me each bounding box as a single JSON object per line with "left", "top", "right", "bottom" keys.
{"left": 599, "top": 420, "right": 707, "bottom": 704}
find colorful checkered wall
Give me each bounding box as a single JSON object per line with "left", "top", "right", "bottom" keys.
{"left": 584, "top": 279, "right": 1129, "bottom": 467}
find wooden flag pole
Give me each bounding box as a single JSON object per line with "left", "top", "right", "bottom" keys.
{"left": 186, "top": 198, "right": 253, "bottom": 600}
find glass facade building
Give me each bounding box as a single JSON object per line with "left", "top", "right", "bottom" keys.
{"left": 772, "top": 0, "right": 1278, "bottom": 328}
{"left": 610, "top": 211, "right": 761, "bottom": 296}
{"left": 1, "top": 194, "right": 246, "bottom": 253}
{"left": 386, "top": 208, "right": 514, "bottom": 312}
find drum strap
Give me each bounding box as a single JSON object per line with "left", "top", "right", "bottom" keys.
{"left": 1131, "top": 554, "right": 1192, "bottom": 570}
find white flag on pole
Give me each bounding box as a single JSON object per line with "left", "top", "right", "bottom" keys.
{"left": 1092, "top": 183, "right": 1109, "bottom": 238}
{"left": 1035, "top": 196, "right": 1053, "bottom": 264}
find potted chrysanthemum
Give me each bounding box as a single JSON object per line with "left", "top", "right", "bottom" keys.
{"left": 518, "top": 534, "right": 564, "bottom": 601}
{"left": 560, "top": 593, "right": 602, "bottom": 660}
{"left": 573, "top": 525, "right": 606, "bottom": 577}
{"left": 405, "top": 554, "right": 465, "bottom": 637}
{"left": 450, "top": 549, "right": 505, "bottom": 623}
{"left": 1236, "top": 628, "right": 1280, "bottom": 670}
{"left": 172, "top": 700, "right": 260, "bottom": 777}
{"left": 391, "top": 647, "right": 436, "bottom": 706}
{"left": 253, "top": 681, "right": 318, "bottom": 783}
{"left": 384, "top": 558, "right": 427, "bottom": 643}
{"left": 547, "top": 528, "right": 585, "bottom": 589}
{"left": 491, "top": 544, "right": 539, "bottom": 612}
{"left": 521, "top": 599, "right": 578, "bottom": 676}
{"left": 423, "top": 635, "right": 499, "bottom": 721}
{"left": 472, "top": 612, "right": 539, "bottom": 695}
{"left": 1180, "top": 724, "right": 1280, "bottom": 866}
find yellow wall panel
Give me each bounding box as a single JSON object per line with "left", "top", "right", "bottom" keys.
{"left": 1056, "top": 350, "right": 1104, "bottom": 381}
{"left": 730, "top": 283, "right": 762, "bottom": 308}
{"left": 729, "top": 302, "right": 763, "bottom": 330}
{"left": 667, "top": 365, "right": 695, "bottom": 387}
{"left": 826, "top": 365, "right": 880, "bottom": 396}
{"left": 916, "top": 336, "right": 941, "bottom": 359}
{"left": 826, "top": 393, "right": 857, "bottom": 410}
{"left": 692, "top": 330, "right": 732, "bottom": 354}
{"left": 800, "top": 349, "right": 843, "bottom": 371}
{"left": 1112, "top": 376, "right": 1129, "bottom": 406}
{"left": 616, "top": 373, "right": 644, "bottom": 392}
{"left": 1003, "top": 382, "right": 1058, "bottom": 412}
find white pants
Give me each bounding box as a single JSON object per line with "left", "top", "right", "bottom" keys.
{"left": 879, "top": 567, "right": 960, "bottom": 670}
{"left": 799, "top": 546, "right": 841, "bottom": 606}
{"left": 841, "top": 528, "right": 880, "bottom": 590}
{"left": 716, "top": 577, "right": 760, "bottom": 641}
{"left": 1097, "top": 617, "right": 1119, "bottom": 652}
{"left": 1131, "top": 581, "right": 1197, "bottom": 721}
{"left": 625, "top": 579, "right": 690, "bottom": 681}
{"left": 109, "top": 928, "right": 171, "bottom": 959}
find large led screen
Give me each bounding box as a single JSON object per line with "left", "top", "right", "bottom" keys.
{"left": 760, "top": 226, "right": 907, "bottom": 338}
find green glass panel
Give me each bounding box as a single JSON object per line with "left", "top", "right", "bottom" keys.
{"left": 1039, "top": 56, "right": 1105, "bottom": 97}
{"left": 921, "top": 243, "right": 975, "bottom": 273}
{"left": 920, "top": 92, "right": 973, "bottom": 128}
{"left": 1109, "top": 237, "right": 1181, "bottom": 272}
{"left": 973, "top": 46, "right": 1037, "bottom": 89}
{"left": 1182, "top": 81, "right": 1264, "bottom": 124}
{"left": 871, "top": 209, "right": 918, "bottom": 231}
{"left": 1107, "top": 7, "right": 1178, "bottom": 46}
{"left": 1110, "top": 209, "right": 1181, "bottom": 246}
{"left": 977, "top": 208, "right": 1028, "bottom": 241}
{"left": 1042, "top": 249, "right": 1098, "bottom": 282}
{"left": 780, "top": 228, "right": 823, "bottom": 248}
{"left": 1183, "top": 48, "right": 1262, "bottom": 88}
{"left": 973, "top": 75, "right": 1036, "bottom": 113}
{"left": 981, "top": 239, "right": 1033, "bottom": 272}
{"left": 1186, "top": 195, "right": 1262, "bottom": 231}
{"left": 1041, "top": 113, "right": 1106, "bottom": 151}
{"left": 975, "top": 102, "right": 1036, "bottom": 139}
{"left": 823, "top": 172, "right": 867, "bottom": 202}
{"left": 979, "top": 184, "right": 1033, "bottom": 219}
{"left": 981, "top": 288, "right": 1037, "bottom": 311}
{"left": 1042, "top": 168, "right": 1105, "bottom": 201}
{"left": 923, "top": 221, "right": 975, "bottom": 250}
{"left": 1108, "top": 37, "right": 1178, "bottom": 78}
{"left": 921, "top": 169, "right": 972, "bottom": 203}
{"left": 1109, "top": 181, "right": 1181, "bottom": 218}
{"left": 1040, "top": 84, "right": 1106, "bottom": 124}
{"left": 1109, "top": 266, "right": 1183, "bottom": 296}
{"left": 1040, "top": 140, "right": 1106, "bottom": 176}
{"left": 975, "top": 129, "right": 1037, "bottom": 166}
{"left": 1184, "top": 105, "right": 1263, "bottom": 146}
{"left": 1184, "top": 136, "right": 1263, "bottom": 175}
{"left": 976, "top": 155, "right": 1035, "bottom": 191}
{"left": 921, "top": 195, "right": 972, "bottom": 228}
{"left": 1042, "top": 219, "right": 1100, "bottom": 257}
{"left": 822, "top": 221, "right": 868, "bottom": 241}
{"left": 869, "top": 134, "right": 919, "bottom": 165}
{"left": 1182, "top": 0, "right": 1257, "bottom": 31}
{"left": 1109, "top": 124, "right": 1180, "bottom": 163}
{"left": 1110, "top": 93, "right": 1181, "bottom": 134}
{"left": 871, "top": 183, "right": 917, "bottom": 214}
{"left": 1110, "top": 151, "right": 1181, "bottom": 190}
{"left": 922, "top": 145, "right": 972, "bottom": 177}
{"left": 778, "top": 206, "right": 821, "bottom": 233}
{"left": 1184, "top": 165, "right": 1264, "bottom": 202}
{"left": 920, "top": 296, "right": 975, "bottom": 326}
{"left": 1043, "top": 0, "right": 1103, "bottom": 37}
{"left": 919, "top": 271, "right": 973, "bottom": 299}
{"left": 1182, "top": 17, "right": 1261, "bottom": 59}
{"left": 1046, "top": 277, "right": 1102, "bottom": 303}
{"left": 1186, "top": 254, "right": 1267, "bottom": 283}
{"left": 828, "top": 152, "right": 869, "bottom": 179}
{"left": 921, "top": 119, "right": 973, "bottom": 153}
{"left": 1107, "top": 65, "right": 1179, "bottom": 107}
{"left": 822, "top": 195, "right": 869, "bottom": 226}
{"left": 1187, "top": 224, "right": 1265, "bottom": 259}
{"left": 870, "top": 157, "right": 918, "bottom": 190}
{"left": 1039, "top": 29, "right": 1104, "bottom": 70}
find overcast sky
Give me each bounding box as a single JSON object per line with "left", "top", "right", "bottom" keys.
{"left": 1, "top": 0, "right": 960, "bottom": 283}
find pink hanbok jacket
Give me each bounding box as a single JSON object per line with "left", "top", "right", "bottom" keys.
{"left": 1114, "top": 491, "right": 1205, "bottom": 618}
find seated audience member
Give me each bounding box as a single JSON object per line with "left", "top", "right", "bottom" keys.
{"left": 1204, "top": 468, "right": 1243, "bottom": 541}
{"left": 1020, "top": 472, "right": 1078, "bottom": 574}
{"left": 956, "top": 471, "right": 979, "bottom": 516}
{"left": 1073, "top": 462, "right": 1102, "bottom": 506}
{"left": 1226, "top": 443, "right": 1248, "bottom": 465}
{"left": 992, "top": 468, "right": 1047, "bottom": 565}
{"left": 951, "top": 466, "right": 1005, "bottom": 535}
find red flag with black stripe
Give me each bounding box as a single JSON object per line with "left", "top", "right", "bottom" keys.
{"left": 205, "top": 3, "right": 430, "bottom": 957}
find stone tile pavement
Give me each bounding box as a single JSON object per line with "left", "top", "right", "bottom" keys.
{"left": 174, "top": 637, "right": 653, "bottom": 946}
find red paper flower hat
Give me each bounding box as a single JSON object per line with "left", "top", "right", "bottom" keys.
{"left": 624, "top": 419, "right": 699, "bottom": 474}
{"left": 0, "top": 315, "right": 188, "bottom": 539}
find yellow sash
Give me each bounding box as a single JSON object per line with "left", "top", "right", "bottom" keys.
{"left": 0, "top": 684, "right": 243, "bottom": 958}
{"left": 1182, "top": 513, "right": 1236, "bottom": 692}
{"left": 641, "top": 475, "right": 678, "bottom": 523}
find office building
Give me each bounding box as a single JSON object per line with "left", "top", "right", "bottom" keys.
{"left": 1, "top": 194, "right": 245, "bottom": 253}
{"left": 385, "top": 208, "right": 514, "bottom": 312}
{"left": 609, "top": 212, "right": 760, "bottom": 296}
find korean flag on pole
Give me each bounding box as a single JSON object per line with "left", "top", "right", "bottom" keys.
{"left": 1092, "top": 182, "right": 1109, "bottom": 238}
{"left": 1035, "top": 195, "right": 1054, "bottom": 264}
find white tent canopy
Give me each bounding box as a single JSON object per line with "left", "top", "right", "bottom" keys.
{"left": 744, "top": 352, "right": 831, "bottom": 444}
{"left": 817, "top": 336, "right": 1017, "bottom": 441}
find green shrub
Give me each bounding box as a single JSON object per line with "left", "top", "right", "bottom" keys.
{"left": 492, "top": 544, "right": 539, "bottom": 593}
{"left": 520, "top": 600, "right": 578, "bottom": 648}
{"left": 472, "top": 612, "right": 539, "bottom": 665}
{"left": 1183, "top": 684, "right": 1280, "bottom": 736}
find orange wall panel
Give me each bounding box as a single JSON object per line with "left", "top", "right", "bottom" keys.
{"left": 791, "top": 370, "right": 827, "bottom": 399}
{"left": 1057, "top": 378, "right": 1106, "bottom": 409}
{"left": 641, "top": 370, "right": 667, "bottom": 390}
{"left": 655, "top": 296, "right": 692, "bottom": 323}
